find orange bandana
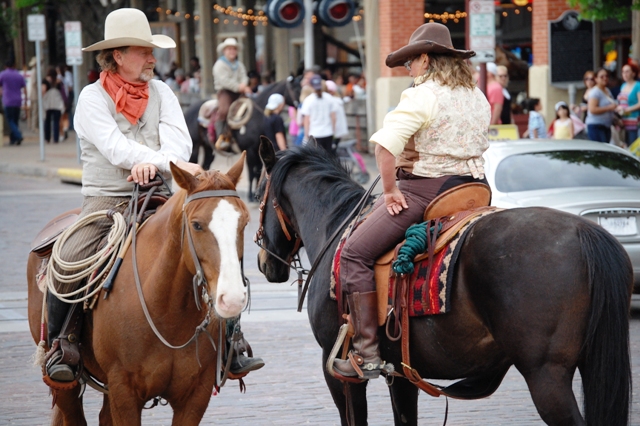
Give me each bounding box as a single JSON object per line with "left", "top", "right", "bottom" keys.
{"left": 100, "top": 71, "right": 149, "bottom": 125}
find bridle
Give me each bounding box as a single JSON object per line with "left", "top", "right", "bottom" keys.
{"left": 131, "top": 186, "right": 248, "bottom": 389}
{"left": 254, "top": 171, "right": 381, "bottom": 311}
{"left": 254, "top": 174, "right": 305, "bottom": 272}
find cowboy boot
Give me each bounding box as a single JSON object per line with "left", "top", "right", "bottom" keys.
{"left": 333, "top": 291, "right": 385, "bottom": 380}
{"left": 215, "top": 120, "right": 232, "bottom": 151}
{"left": 227, "top": 322, "right": 265, "bottom": 375}
{"left": 45, "top": 296, "right": 82, "bottom": 382}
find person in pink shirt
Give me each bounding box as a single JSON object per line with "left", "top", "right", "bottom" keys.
{"left": 486, "top": 62, "right": 504, "bottom": 125}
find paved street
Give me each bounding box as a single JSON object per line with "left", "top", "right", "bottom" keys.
{"left": 1, "top": 173, "right": 640, "bottom": 425}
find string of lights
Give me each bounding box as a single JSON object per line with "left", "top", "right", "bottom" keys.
{"left": 423, "top": 4, "right": 531, "bottom": 24}
{"left": 155, "top": 3, "right": 528, "bottom": 26}
{"left": 154, "top": 3, "right": 364, "bottom": 26}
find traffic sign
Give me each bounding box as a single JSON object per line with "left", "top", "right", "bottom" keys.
{"left": 468, "top": 0, "right": 495, "bottom": 63}
{"left": 64, "top": 21, "right": 83, "bottom": 66}
{"left": 27, "top": 14, "right": 46, "bottom": 42}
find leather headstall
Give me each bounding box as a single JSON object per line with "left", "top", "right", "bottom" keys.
{"left": 182, "top": 189, "right": 241, "bottom": 310}
{"left": 254, "top": 174, "right": 303, "bottom": 265}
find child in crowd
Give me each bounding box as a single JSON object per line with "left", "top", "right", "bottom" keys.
{"left": 263, "top": 93, "right": 287, "bottom": 151}
{"left": 551, "top": 101, "right": 574, "bottom": 139}
{"left": 527, "top": 98, "right": 546, "bottom": 139}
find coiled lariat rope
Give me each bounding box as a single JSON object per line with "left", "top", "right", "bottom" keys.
{"left": 46, "top": 211, "right": 127, "bottom": 304}
{"left": 392, "top": 221, "right": 442, "bottom": 275}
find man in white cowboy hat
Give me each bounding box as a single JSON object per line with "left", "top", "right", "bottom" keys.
{"left": 44, "top": 8, "right": 262, "bottom": 384}
{"left": 212, "top": 37, "right": 253, "bottom": 144}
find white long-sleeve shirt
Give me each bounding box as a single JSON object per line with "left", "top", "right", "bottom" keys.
{"left": 74, "top": 79, "right": 191, "bottom": 175}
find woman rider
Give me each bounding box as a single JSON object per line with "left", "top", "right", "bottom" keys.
{"left": 332, "top": 22, "right": 491, "bottom": 380}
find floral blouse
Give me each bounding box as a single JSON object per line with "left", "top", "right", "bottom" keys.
{"left": 370, "top": 77, "right": 491, "bottom": 179}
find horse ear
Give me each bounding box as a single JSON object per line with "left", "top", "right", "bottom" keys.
{"left": 226, "top": 151, "right": 246, "bottom": 186}
{"left": 259, "top": 136, "right": 277, "bottom": 174}
{"left": 170, "top": 161, "right": 199, "bottom": 192}
{"left": 308, "top": 136, "right": 318, "bottom": 148}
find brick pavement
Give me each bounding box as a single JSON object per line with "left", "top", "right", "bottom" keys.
{"left": 3, "top": 126, "right": 640, "bottom": 425}
{"left": 2, "top": 315, "right": 640, "bottom": 425}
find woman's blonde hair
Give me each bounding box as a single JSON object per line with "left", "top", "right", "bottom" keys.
{"left": 418, "top": 53, "right": 475, "bottom": 90}
{"left": 96, "top": 47, "right": 128, "bottom": 73}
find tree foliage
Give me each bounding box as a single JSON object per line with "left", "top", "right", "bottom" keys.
{"left": 567, "top": 0, "right": 639, "bottom": 21}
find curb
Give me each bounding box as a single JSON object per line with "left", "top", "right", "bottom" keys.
{"left": 58, "top": 168, "right": 83, "bottom": 185}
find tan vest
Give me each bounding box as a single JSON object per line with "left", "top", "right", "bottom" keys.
{"left": 80, "top": 81, "right": 167, "bottom": 197}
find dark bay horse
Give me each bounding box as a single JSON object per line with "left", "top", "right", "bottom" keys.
{"left": 27, "top": 155, "right": 250, "bottom": 425}
{"left": 255, "top": 140, "right": 633, "bottom": 426}
{"left": 185, "top": 78, "right": 301, "bottom": 202}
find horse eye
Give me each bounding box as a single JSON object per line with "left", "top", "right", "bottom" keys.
{"left": 192, "top": 221, "right": 203, "bottom": 231}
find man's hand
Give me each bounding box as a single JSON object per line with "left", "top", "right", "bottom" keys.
{"left": 175, "top": 160, "right": 204, "bottom": 176}
{"left": 128, "top": 163, "right": 157, "bottom": 184}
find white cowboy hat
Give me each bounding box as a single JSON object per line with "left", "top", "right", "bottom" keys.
{"left": 217, "top": 38, "right": 241, "bottom": 56}
{"left": 83, "top": 8, "right": 176, "bottom": 52}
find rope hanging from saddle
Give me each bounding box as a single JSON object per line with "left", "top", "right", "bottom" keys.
{"left": 46, "top": 212, "right": 127, "bottom": 304}
{"left": 392, "top": 220, "right": 443, "bottom": 276}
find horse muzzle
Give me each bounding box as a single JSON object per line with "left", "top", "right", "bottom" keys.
{"left": 257, "top": 249, "right": 290, "bottom": 283}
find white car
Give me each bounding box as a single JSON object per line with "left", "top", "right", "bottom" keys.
{"left": 483, "top": 139, "right": 640, "bottom": 292}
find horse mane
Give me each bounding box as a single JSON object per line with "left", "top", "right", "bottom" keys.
{"left": 254, "top": 80, "right": 288, "bottom": 108}
{"left": 264, "top": 145, "right": 367, "bottom": 229}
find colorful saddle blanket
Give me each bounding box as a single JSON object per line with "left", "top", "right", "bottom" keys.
{"left": 331, "top": 208, "right": 496, "bottom": 319}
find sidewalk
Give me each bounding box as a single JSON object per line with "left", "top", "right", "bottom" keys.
{"left": 0, "top": 127, "right": 378, "bottom": 190}
{"left": 0, "top": 128, "right": 82, "bottom": 181}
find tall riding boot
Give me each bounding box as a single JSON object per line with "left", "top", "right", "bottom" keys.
{"left": 45, "top": 295, "right": 83, "bottom": 383}
{"left": 227, "top": 320, "right": 265, "bottom": 375}
{"left": 333, "top": 291, "right": 385, "bottom": 380}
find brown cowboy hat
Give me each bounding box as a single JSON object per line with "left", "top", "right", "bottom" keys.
{"left": 385, "top": 23, "right": 475, "bottom": 68}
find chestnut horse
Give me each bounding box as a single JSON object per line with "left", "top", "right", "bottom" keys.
{"left": 27, "top": 155, "right": 250, "bottom": 425}
{"left": 255, "top": 140, "right": 633, "bottom": 426}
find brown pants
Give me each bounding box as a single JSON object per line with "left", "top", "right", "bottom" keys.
{"left": 215, "top": 89, "right": 240, "bottom": 135}
{"left": 340, "top": 173, "right": 488, "bottom": 294}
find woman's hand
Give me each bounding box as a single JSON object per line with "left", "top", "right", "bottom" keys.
{"left": 384, "top": 186, "right": 408, "bottom": 216}
{"left": 127, "top": 163, "right": 157, "bottom": 184}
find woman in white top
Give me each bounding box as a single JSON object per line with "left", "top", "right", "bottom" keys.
{"left": 299, "top": 74, "right": 338, "bottom": 154}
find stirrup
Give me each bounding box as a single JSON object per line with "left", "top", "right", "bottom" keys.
{"left": 46, "top": 351, "right": 76, "bottom": 382}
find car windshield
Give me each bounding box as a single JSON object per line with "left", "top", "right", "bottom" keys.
{"left": 495, "top": 150, "right": 640, "bottom": 192}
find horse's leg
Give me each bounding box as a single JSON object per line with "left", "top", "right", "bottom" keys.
{"left": 520, "top": 364, "right": 584, "bottom": 426}
{"left": 388, "top": 378, "right": 419, "bottom": 426}
{"left": 105, "top": 381, "right": 143, "bottom": 426}
{"left": 51, "top": 387, "right": 87, "bottom": 426}
{"left": 169, "top": 385, "right": 212, "bottom": 426}
{"left": 322, "top": 364, "right": 369, "bottom": 425}
{"left": 98, "top": 394, "right": 113, "bottom": 426}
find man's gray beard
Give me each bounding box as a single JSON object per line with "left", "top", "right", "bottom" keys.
{"left": 139, "top": 69, "right": 154, "bottom": 82}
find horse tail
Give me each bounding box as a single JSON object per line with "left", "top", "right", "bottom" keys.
{"left": 578, "top": 221, "right": 632, "bottom": 426}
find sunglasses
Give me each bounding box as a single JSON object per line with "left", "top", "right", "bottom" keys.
{"left": 404, "top": 58, "right": 415, "bottom": 71}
